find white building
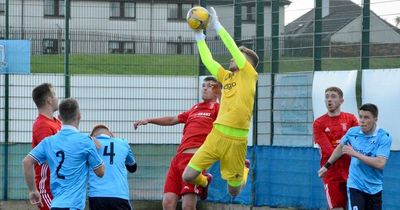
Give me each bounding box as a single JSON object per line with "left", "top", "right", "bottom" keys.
{"left": 0, "top": 0, "right": 290, "bottom": 55}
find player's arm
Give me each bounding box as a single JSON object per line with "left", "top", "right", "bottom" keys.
{"left": 93, "top": 164, "right": 105, "bottom": 177}
{"left": 133, "top": 116, "right": 180, "bottom": 130}
{"left": 313, "top": 121, "right": 335, "bottom": 156}
{"left": 23, "top": 155, "right": 43, "bottom": 207}
{"left": 126, "top": 163, "right": 137, "bottom": 173}
{"left": 343, "top": 145, "right": 387, "bottom": 169}
{"left": 209, "top": 7, "right": 247, "bottom": 69}
{"left": 318, "top": 143, "right": 344, "bottom": 177}
{"left": 125, "top": 141, "right": 137, "bottom": 173}
{"left": 24, "top": 143, "right": 47, "bottom": 207}
{"left": 195, "top": 33, "right": 222, "bottom": 77}
{"left": 87, "top": 138, "right": 105, "bottom": 177}
{"left": 343, "top": 134, "right": 391, "bottom": 170}
{"left": 23, "top": 155, "right": 39, "bottom": 193}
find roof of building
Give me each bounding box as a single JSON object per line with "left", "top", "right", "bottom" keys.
{"left": 285, "top": 0, "right": 360, "bottom": 36}
{"left": 285, "top": 0, "right": 400, "bottom": 37}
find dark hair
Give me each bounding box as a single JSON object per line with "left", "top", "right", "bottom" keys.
{"left": 359, "top": 103, "right": 378, "bottom": 118}
{"left": 59, "top": 98, "right": 79, "bottom": 123}
{"left": 203, "top": 76, "right": 218, "bottom": 83}
{"left": 239, "top": 46, "right": 259, "bottom": 68}
{"left": 203, "top": 76, "right": 222, "bottom": 89}
{"left": 325, "top": 86, "right": 343, "bottom": 98}
{"left": 32, "top": 83, "right": 53, "bottom": 108}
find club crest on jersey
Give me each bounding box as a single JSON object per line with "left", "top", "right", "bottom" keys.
{"left": 325, "top": 127, "right": 330, "bottom": 132}
{"left": 341, "top": 123, "right": 347, "bottom": 131}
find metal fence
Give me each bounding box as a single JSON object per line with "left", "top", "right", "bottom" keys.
{"left": 1, "top": 0, "right": 400, "bottom": 208}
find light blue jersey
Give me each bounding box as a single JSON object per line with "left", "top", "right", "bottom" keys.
{"left": 88, "top": 134, "right": 136, "bottom": 200}
{"left": 29, "top": 126, "right": 103, "bottom": 210}
{"left": 341, "top": 126, "right": 392, "bottom": 194}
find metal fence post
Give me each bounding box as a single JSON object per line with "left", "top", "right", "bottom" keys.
{"left": 314, "top": 0, "right": 322, "bottom": 71}
{"left": 234, "top": 0, "right": 242, "bottom": 44}
{"left": 3, "top": 0, "right": 10, "bottom": 201}
{"left": 270, "top": 0, "right": 279, "bottom": 146}
{"left": 361, "top": 0, "right": 370, "bottom": 70}
{"left": 64, "top": 0, "right": 71, "bottom": 98}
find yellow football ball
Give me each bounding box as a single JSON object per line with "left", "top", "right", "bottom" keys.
{"left": 186, "top": 6, "right": 210, "bottom": 31}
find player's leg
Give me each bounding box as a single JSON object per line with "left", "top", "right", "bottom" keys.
{"left": 181, "top": 193, "right": 198, "bottom": 210}
{"left": 163, "top": 155, "right": 182, "bottom": 210}
{"left": 365, "top": 190, "right": 382, "bottom": 210}
{"left": 348, "top": 187, "right": 366, "bottom": 210}
{"left": 220, "top": 137, "right": 248, "bottom": 197}
{"left": 179, "top": 153, "right": 204, "bottom": 208}
{"left": 323, "top": 181, "right": 347, "bottom": 210}
{"left": 182, "top": 130, "right": 220, "bottom": 184}
{"left": 162, "top": 193, "right": 179, "bottom": 210}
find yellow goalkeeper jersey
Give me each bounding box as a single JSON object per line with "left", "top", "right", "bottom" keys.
{"left": 215, "top": 61, "right": 258, "bottom": 130}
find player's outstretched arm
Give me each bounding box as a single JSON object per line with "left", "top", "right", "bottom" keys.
{"left": 209, "top": 7, "right": 246, "bottom": 69}
{"left": 195, "top": 30, "right": 221, "bottom": 77}
{"left": 133, "top": 116, "right": 179, "bottom": 130}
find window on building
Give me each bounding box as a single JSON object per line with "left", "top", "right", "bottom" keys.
{"left": 110, "top": 2, "right": 136, "bottom": 19}
{"left": 241, "top": 4, "right": 255, "bottom": 22}
{"left": 167, "top": 3, "right": 192, "bottom": 20}
{"left": 0, "top": 0, "right": 5, "bottom": 13}
{"left": 108, "top": 41, "right": 135, "bottom": 54}
{"left": 43, "top": 39, "right": 58, "bottom": 54}
{"left": 167, "top": 42, "right": 193, "bottom": 55}
{"left": 44, "top": 0, "right": 64, "bottom": 17}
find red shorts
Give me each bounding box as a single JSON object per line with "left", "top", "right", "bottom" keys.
{"left": 164, "top": 153, "right": 202, "bottom": 197}
{"left": 323, "top": 181, "right": 347, "bottom": 209}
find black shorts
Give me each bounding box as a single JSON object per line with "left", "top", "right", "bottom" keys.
{"left": 88, "top": 197, "right": 132, "bottom": 210}
{"left": 348, "top": 188, "right": 382, "bottom": 210}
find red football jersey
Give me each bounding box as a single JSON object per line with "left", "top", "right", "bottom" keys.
{"left": 313, "top": 112, "right": 358, "bottom": 182}
{"left": 176, "top": 101, "right": 219, "bottom": 154}
{"left": 32, "top": 114, "right": 61, "bottom": 208}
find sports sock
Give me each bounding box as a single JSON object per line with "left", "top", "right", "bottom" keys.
{"left": 242, "top": 167, "right": 249, "bottom": 185}
{"left": 193, "top": 173, "right": 208, "bottom": 187}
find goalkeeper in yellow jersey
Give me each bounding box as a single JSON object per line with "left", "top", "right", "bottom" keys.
{"left": 182, "top": 7, "right": 259, "bottom": 198}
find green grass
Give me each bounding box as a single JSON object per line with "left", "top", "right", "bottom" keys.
{"left": 31, "top": 54, "right": 400, "bottom": 75}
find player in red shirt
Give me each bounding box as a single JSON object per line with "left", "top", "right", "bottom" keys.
{"left": 313, "top": 87, "right": 358, "bottom": 210}
{"left": 31, "top": 83, "right": 61, "bottom": 209}
{"left": 133, "top": 76, "right": 221, "bottom": 210}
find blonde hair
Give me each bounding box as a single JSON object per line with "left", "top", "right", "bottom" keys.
{"left": 239, "top": 46, "right": 259, "bottom": 68}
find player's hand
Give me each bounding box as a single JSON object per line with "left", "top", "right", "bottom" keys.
{"left": 318, "top": 167, "right": 328, "bottom": 178}
{"left": 29, "top": 191, "right": 43, "bottom": 208}
{"left": 342, "top": 143, "right": 356, "bottom": 156}
{"left": 209, "top": 7, "right": 222, "bottom": 31}
{"left": 194, "top": 29, "right": 205, "bottom": 41}
{"left": 133, "top": 119, "right": 149, "bottom": 130}
{"left": 209, "top": 7, "right": 219, "bottom": 26}
{"left": 90, "top": 136, "right": 102, "bottom": 149}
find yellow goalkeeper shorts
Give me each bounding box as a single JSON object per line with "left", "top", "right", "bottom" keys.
{"left": 188, "top": 128, "right": 247, "bottom": 183}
